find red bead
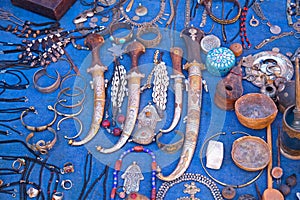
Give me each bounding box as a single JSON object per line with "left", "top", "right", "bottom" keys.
{"left": 130, "top": 193, "right": 137, "bottom": 199}
{"left": 133, "top": 146, "right": 144, "bottom": 152}
{"left": 101, "top": 119, "right": 110, "bottom": 128}
{"left": 112, "top": 128, "right": 122, "bottom": 136}
{"left": 117, "top": 114, "right": 126, "bottom": 124}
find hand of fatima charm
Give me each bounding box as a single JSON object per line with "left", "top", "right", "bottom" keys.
{"left": 157, "top": 27, "right": 205, "bottom": 181}
{"left": 69, "top": 34, "right": 107, "bottom": 146}
{"left": 96, "top": 41, "right": 145, "bottom": 153}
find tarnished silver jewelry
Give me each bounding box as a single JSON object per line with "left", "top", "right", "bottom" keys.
{"left": 200, "top": 34, "right": 221, "bottom": 54}
{"left": 57, "top": 116, "right": 83, "bottom": 140}
{"left": 121, "top": 162, "right": 144, "bottom": 194}
{"left": 249, "top": 15, "right": 259, "bottom": 27}
{"left": 27, "top": 187, "right": 39, "bottom": 198}
{"left": 111, "top": 61, "right": 127, "bottom": 123}
{"left": 131, "top": 103, "right": 161, "bottom": 145}
{"left": 156, "top": 173, "right": 223, "bottom": 200}
{"left": 152, "top": 50, "right": 169, "bottom": 112}
{"left": 52, "top": 192, "right": 63, "bottom": 200}
{"left": 61, "top": 179, "right": 72, "bottom": 190}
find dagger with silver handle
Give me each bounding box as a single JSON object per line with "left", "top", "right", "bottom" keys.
{"left": 69, "top": 34, "right": 107, "bottom": 146}
{"left": 160, "top": 47, "right": 185, "bottom": 133}
{"left": 157, "top": 26, "right": 205, "bottom": 181}
{"left": 96, "top": 41, "right": 145, "bottom": 153}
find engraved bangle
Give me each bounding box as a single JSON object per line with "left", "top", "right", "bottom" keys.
{"left": 20, "top": 106, "right": 57, "bottom": 132}
{"left": 61, "top": 179, "right": 72, "bottom": 190}
{"left": 54, "top": 99, "right": 84, "bottom": 117}
{"left": 203, "top": 0, "right": 241, "bottom": 25}
{"left": 57, "top": 116, "right": 83, "bottom": 140}
{"left": 33, "top": 68, "right": 61, "bottom": 93}
{"left": 199, "top": 132, "right": 263, "bottom": 188}
{"left": 136, "top": 25, "right": 162, "bottom": 48}
{"left": 156, "top": 131, "right": 184, "bottom": 154}
{"left": 45, "top": 58, "right": 72, "bottom": 79}
{"left": 109, "top": 22, "right": 134, "bottom": 45}
{"left": 57, "top": 87, "right": 85, "bottom": 108}
{"left": 26, "top": 127, "right": 57, "bottom": 155}
{"left": 60, "top": 74, "right": 87, "bottom": 97}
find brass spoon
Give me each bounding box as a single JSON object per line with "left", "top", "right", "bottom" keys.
{"left": 262, "top": 124, "right": 284, "bottom": 200}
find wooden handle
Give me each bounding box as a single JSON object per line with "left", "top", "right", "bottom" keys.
{"left": 170, "top": 47, "right": 183, "bottom": 74}
{"left": 295, "top": 57, "right": 300, "bottom": 110}
{"left": 267, "top": 124, "right": 273, "bottom": 189}
{"left": 180, "top": 27, "right": 204, "bottom": 63}
{"left": 126, "top": 41, "right": 145, "bottom": 69}
{"left": 84, "top": 34, "right": 105, "bottom": 67}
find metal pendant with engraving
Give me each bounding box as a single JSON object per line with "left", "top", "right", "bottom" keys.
{"left": 132, "top": 103, "right": 161, "bottom": 145}
{"left": 177, "top": 182, "right": 201, "bottom": 200}
{"left": 121, "top": 162, "right": 144, "bottom": 194}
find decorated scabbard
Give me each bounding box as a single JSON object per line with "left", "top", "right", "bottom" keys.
{"left": 68, "top": 34, "right": 107, "bottom": 146}
{"left": 160, "top": 47, "right": 185, "bottom": 133}
{"left": 157, "top": 27, "right": 204, "bottom": 181}
{"left": 96, "top": 41, "right": 145, "bottom": 153}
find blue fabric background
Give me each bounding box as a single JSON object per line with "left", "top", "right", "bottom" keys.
{"left": 0, "top": 0, "right": 299, "bottom": 199}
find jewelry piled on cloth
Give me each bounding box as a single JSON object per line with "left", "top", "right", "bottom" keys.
{"left": 156, "top": 173, "right": 223, "bottom": 200}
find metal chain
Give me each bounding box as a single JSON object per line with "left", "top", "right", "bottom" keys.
{"left": 255, "top": 31, "right": 295, "bottom": 49}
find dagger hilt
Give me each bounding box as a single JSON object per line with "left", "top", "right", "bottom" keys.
{"left": 170, "top": 47, "right": 183, "bottom": 75}
{"left": 126, "top": 41, "right": 146, "bottom": 70}
{"left": 180, "top": 27, "right": 204, "bottom": 64}
{"left": 84, "top": 33, "right": 105, "bottom": 67}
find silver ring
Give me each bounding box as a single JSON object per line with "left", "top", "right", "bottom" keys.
{"left": 52, "top": 192, "right": 64, "bottom": 200}
{"left": 249, "top": 17, "right": 259, "bottom": 27}
{"left": 61, "top": 179, "right": 72, "bottom": 190}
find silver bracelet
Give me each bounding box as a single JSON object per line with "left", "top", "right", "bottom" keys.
{"left": 156, "top": 173, "right": 223, "bottom": 200}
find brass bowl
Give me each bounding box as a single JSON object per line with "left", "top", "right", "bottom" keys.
{"left": 231, "top": 136, "right": 271, "bottom": 171}
{"left": 235, "top": 93, "right": 278, "bottom": 129}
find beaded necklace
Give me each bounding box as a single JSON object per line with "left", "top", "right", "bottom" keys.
{"left": 111, "top": 146, "right": 157, "bottom": 200}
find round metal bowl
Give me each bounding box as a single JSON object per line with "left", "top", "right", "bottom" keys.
{"left": 235, "top": 93, "right": 278, "bottom": 129}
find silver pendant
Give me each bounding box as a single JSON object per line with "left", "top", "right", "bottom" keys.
{"left": 121, "top": 162, "right": 144, "bottom": 194}
{"left": 270, "top": 25, "right": 281, "bottom": 34}
{"left": 132, "top": 103, "right": 161, "bottom": 145}
{"left": 177, "top": 182, "right": 201, "bottom": 200}
{"left": 135, "top": 3, "right": 148, "bottom": 17}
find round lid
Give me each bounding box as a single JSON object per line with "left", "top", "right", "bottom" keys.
{"left": 200, "top": 34, "right": 221, "bottom": 54}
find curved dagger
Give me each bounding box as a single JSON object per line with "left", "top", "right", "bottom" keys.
{"left": 96, "top": 41, "right": 145, "bottom": 153}
{"left": 68, "top": 34, "right": 107, "bottom": 146}
{"left": 160, "top": 47, "right": 185, "bottom": 133}
{"left": 157, "top": 27, "right": 204, "bottom": 181}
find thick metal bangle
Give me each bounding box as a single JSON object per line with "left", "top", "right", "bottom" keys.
{"left": 20, "top": 106, "right": 57, "bottom": 132}
{"left": 26, "top": 127, "right": 57, "bottom": 155}
{"left": 199, "top": 132, "right": 263, "bottom": 188}
{"left": 45, "top": 58, "right": 72, "bottom": 79}
{"left": 156, "top": 131, "right": 184, "bottom": 154}
{"left": 203, "top": 0, "right": 241, "bottom": 25}
{"left": 57, "top": 116, "right": 83, "bottom": 140}
{"left": 54, "top": 99, "right": 83, "bottom": 117}
{"left": 109, "top": 22, "right": 134, "bottom": 45}
{"left": 136, "top": 25, "right": 162, "bottom": 48}
{"left": 57, "top": 87, "right": 85, "bottom": 108}
{"left": 60, "top": 74, "right": 87, "bottom": 97}
{"left": 33, "top": 68, "right": 61, "bottom": 93}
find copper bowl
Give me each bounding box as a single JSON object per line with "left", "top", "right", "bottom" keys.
{"left": 235, "top": 93, "right": 278, "bottom": 129}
